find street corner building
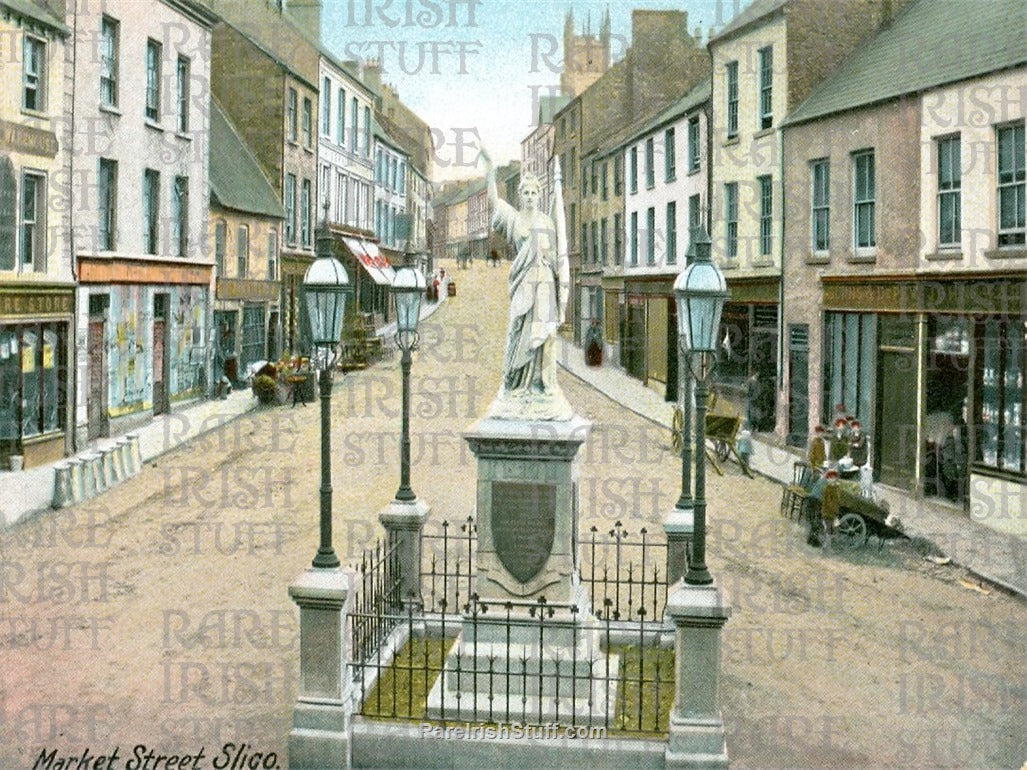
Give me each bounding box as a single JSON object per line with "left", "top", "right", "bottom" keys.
{"left": 70, "top": 0, "right": 218, "bottom": 445}
{"left": 0, "top": 0, "right": 74, "bottom": 469}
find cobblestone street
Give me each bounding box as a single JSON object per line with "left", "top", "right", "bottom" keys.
{"left": 1, "top": 259, "right": 1024, "bottom": 769}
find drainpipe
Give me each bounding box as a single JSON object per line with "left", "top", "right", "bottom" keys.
{"left": 69, "top": 0, "right": 80, "bottom": 452}
{"left": 914, "top": 313, "right": 927, "bottom": 496}
{"left": 776, "top": 120, "right": 786, "bottom": 439}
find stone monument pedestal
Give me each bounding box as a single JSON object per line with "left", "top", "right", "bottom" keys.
{"left": 425, "top": 415, "right": 619, "bottom": 723}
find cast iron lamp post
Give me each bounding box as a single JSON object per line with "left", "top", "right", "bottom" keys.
{"left": 303, "top": 218, "right": 352, "bottom": 569}
{"left": 673, "top": 226, "right": 728, "bottom": 586}
{"left": 392, "top": 264, "right": 426, "bottom": 502}
{"left": 675, "top": 237, "right": 696, "bottom": 513}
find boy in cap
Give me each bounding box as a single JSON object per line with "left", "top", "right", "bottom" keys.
{"left": 820, "top": 469, "right": 841, "bottom": 551}
{"left": 807, "top": 425, "right": 827, "bottom": 469}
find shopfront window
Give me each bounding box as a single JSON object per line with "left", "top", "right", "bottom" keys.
{"left": 0, "top": 322, "right": 66, "bottom": 445}
{"left": 977, "top": 318, "right": 1025, "bottom": 473}
{"left": 0, "top": 329, "right": 19, "bottom": 445}
{"left": 924, "top": 316, "right": 971, "bottom": 501}
{"left": 823, "top": 312, "right": 877, "bottom": 427}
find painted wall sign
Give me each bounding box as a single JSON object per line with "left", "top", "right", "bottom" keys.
{"left": 0, "top": 120, "right": 59, "bottom": 158}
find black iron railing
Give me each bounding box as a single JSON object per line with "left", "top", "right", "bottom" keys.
{"left": 419, "top": 515, "right": 476, "bottom": 614}
{"left": 348, "top": 593, "right": 673, "bottom": 735}
{"left": 419, "top": 516, "right": 669, "bottom": 621}
{"left": 581, "top": 521, "right": 669, "bottom": 621}
{"left": 350, "top": 536, "right": 403, "bottom": 666}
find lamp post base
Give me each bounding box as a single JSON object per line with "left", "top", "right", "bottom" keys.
{"left": 287, "top": 568, "right": 352, "bottom": 770}
{"left": 664, "top": 579, "right": 731, "bottom": 769}
{"left": 664, "top": 504, "right": 694, "bottom": 588}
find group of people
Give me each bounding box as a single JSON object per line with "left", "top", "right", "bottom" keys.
{"left": 426, "top": 268, "right": 449, "bottom": 302}
{"left": 806, "top": 413, "right": 870, "bottom": 470}
{"left": 802, "top": 405, "right": 872, "bottom": 550}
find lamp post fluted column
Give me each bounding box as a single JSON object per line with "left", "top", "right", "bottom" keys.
{"left": 312, "top": 365, "right": 339, "bottom": 568}
{"left": 395, "top": 341, "right": 415, "bottom": 502}
{"left": 685, "top": 355, "right": 713, "bottom": 586}
{"left": 676, "top": 365, "right": 693, "bottom": 510}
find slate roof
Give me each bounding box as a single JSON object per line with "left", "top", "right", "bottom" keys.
{"left": 1, "top": 0, "right": 69, "bottom": 33}
{"left": 785, "top": 0, "right": 1027, "bottom": 126}
{"left": 372, "top": 115, "right": 407, "bottom": 157}
{"left": 209, "top": 100, "right": 284, "bottom": 219}
{"left": 433, "top": 181, "right": 473, "bottom": 206}
{"left": 709, "top": 0, "right": 786, "bottom": 44}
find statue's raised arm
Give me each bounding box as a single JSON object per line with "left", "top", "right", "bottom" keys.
{"left": 480, "top": 147, "right": 573, "bottom": 422}
{"left": 552, "top": 155, "right": 570, "bottom": 326}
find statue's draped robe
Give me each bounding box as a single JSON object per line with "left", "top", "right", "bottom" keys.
{"left": 492, "top": 198, "right": 562, "bottom": 394}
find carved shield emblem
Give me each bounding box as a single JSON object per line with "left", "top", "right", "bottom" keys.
{"left": 491, "top": 482, "right": 556, "bottom": 584}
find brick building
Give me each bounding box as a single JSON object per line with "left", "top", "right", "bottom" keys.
{"left": 206, "top": 0, "right": 321, "bottom": 355}
{"left": 709, "top": 0, "right": 912, "bottom": 432}
{"left": 556, "top": 10, "right": 710, "bottom": 348}
{"left": 0, "top": 0, "right": 73, "bottom": 468}
{"left": 780, "top": 0, "right": 1026, "bottom": 535}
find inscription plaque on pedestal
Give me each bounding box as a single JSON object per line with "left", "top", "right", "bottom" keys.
{"left": 492, "top": 482, "right": 555, "bottom": 584}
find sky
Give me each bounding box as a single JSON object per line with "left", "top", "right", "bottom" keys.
{"left": 323, "top": 0, "right": 748, "bottom": 182}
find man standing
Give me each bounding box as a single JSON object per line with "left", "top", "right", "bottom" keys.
{"left": 820, "top": 469, "right": 841, "bottom": 552}
{"left": 849, "top": 420, "right": 869, "bottom": 466}
{"left": 829, "top": 419, "right": 850, "bottom": 463}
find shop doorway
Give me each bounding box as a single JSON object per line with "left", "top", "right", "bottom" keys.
{"left": 153, "top": 294, "right": 169, "bottom": 415}
{"left": 787, "top": 324, "right": 809, "bottom": 447}
{"left": 750, "top": 306, "right": 778, "bottom": 432}
{"left": 876, "top": 347, "right": 918, "bottom": 490}
{"left": 621, "top": 298, "right": 645, "bottom": 382}
{"left": 923, "top": 317, "right": 971, "bottom": 503}
{"left": 86, "top": 295, "right": 109, "bottom": 440}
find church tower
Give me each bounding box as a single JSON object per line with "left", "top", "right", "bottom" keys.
{"left": 560, "top": 7, "right": 611, "bottom": 98}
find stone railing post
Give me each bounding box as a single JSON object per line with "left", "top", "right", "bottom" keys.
{"left": 288, "top": 568, "right": 354, "bottom": 770}
{"left": 664, "top": 580, "right": 732, "bottom": 769}
{"left": 378, "top": 499, "right": 430, "bottom": 608}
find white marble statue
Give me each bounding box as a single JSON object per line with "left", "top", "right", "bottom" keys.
{"left": 480, "top": 148, "right": 573, "bottom": 421}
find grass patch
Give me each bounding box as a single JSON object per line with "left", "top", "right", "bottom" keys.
{"left": 360, "top": 636, "right": 453, "bottom": 720}
{"left": 358, "top": 637, "right": 675, "bottom": 736}
{"left": 608, "top": 644, "right": 675, "bottom": 735}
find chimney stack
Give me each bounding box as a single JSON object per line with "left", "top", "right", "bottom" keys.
{"left": 283, "top": 0, "right": 322, "bottom": 45}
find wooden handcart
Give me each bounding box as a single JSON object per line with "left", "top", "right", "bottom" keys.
{"left": 670, "top": 402, "right": 754, "bottom": 478}
{"left": 832, "top": 480, "right": 909, "bottom": 550}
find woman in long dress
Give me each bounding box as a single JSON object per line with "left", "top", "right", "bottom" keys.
{"left": 481, "top": 149, "right": 572, "bottom": 420}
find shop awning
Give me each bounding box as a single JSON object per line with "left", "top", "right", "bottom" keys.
{"left": 342, "top": 236, "right": 395, "bottom": 286}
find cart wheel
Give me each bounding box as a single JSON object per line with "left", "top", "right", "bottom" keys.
{"left": 836, "top": 512, "right": 868, "bottom": 549}
{"left": 714, "top": 440, "right": 730, "bottom": 463}
{"left": 671, "top": 406, "right": 684, "bottom": 453}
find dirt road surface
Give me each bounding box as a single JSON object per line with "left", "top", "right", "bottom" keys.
{"left": 1, "top": 259, "right": 1023, "bottom": 769}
